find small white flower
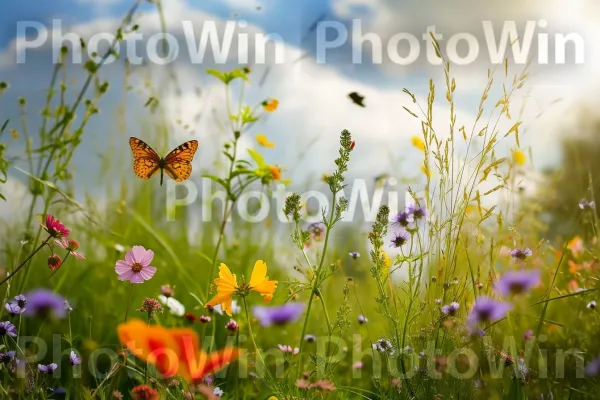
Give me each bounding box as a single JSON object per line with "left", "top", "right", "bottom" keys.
{"left": 213, "top": 300, "right": 241, "bottom": 315}
{"left": 158, "top": 295, "right": 186, "bottom": 316}
{"left": 588, "top": 301, "right": 597, "bottom": 309}
{"left": 114, "top": 243, "right": 125, "bottom": 252}
{"left": 213, "top": 387, "right": 224, "bottom": 397}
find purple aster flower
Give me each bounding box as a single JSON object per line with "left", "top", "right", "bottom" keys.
{"left": 441, "top": 302, "right": 460, "bottom": 316}
{"left": 407, "top": 204, "right": 427, "bottom": 220}
{"left": 494, "top": 270, "right": 540, "bottom": 296}
{"left": 374, "top": 338, "right": 395, "bottom": 356}
{"left": 70, "top": 351, "right": 81, "bottom": 366}
{"left": 509, "top": 248, "right": 533, "bottom": 260}
{"left": 586, "top": 356, "right": 600, "bottom": 377}
{"left": 349, "top": 252, "right": 360, "bottom": 259}
{"left": 38, "top": 363, "right": 58, "bottom": 374}
{"left": 252, "top": 303, "right": 305, "bottom": 327}
{"left": 523, "top": 329, "right": 534, "bottom": 341}
{"left": 14, "top": 295, "right": 26, "bottom": 308}
{"left": 23, "top": 289, "right": 67, "bottom": 319}
{"left": 579, "top": 200, "right": 596, "bottom": 210}
{"left": 390, "top": 230, "right": 410, "bottom": 248}
{"left": 588, "top": 301, "right": 597, "bottom": 309}
{"left": 115, "top": 246, "right": 157, "bottom": 283}
{"left": 0, "top": 321, "right": 17, "bottom": 337}
{"left": 0, "top": 350, "right": 16, "bottom": 363}
{"left": 467, "top": 297, "right": 513, "bottom": 326}
{"left": 358, "top": 314, "right": 368, "bottom": 324}
{"left": 392, "top": 211, "right": 413, "bottom": 227}
{"left": 5, "top": 303, "right": 24, "bottom": 316}
{"left": 304, "top": 334, "right": 317, "bottom": 343}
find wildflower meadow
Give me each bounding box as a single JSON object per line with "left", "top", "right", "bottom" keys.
{"left": 1, "top": 1, "right": 599, "bottom": 399}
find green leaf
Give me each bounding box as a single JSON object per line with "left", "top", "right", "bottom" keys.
{"left": 0, "top": 119, "right": 9, "bottom": 133}
{"left": 247, "top": 148, "right": 266, "bottom": 169}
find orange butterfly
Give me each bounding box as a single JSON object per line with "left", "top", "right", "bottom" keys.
{"left": 129, "top": 137, "right": 198, "bottom": 186}
{"left": 118, "top": 319, "right": 241, "bottom": 382}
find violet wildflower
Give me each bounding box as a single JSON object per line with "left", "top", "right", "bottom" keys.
{"left": 5, "top": 303, "right": 23, "bottom": 317}
{"left": 14, "top": 295, "right": 26, "bottom": 308}
{"left": 115, "top": 246, "right": 157, "bottom": 283}
{"left": 509, "top": 248, "right": 532, "bottom": 260}
{"left": 392, "top": 211, "right": 413, "bottom": 227}
{"left": 213, "top": 387, "right": 224, "bottom": 397}
{"left": 588, "top": 301, "right": 597, "bottom": 309}
{"left": 494, "top": 270, "right": 540, "bottom": 296}
{"left": 38, "top": 363, "right": 58, "bottom": 373}
{"left": 349, "top": 252, "right": 360, "bottom": 259}
{"left": 407, "top": 204, "right": 427, "bottom": 220}
{"left": 467, "top": 297, "right": 513, "bottom": 326}
{"left": 23, "top": 289, "right": 67, "bottom": 319}
{"left": 304, "top": 334, "right": 317, "bottom": 343}
{"left": 0, "top": 350, "right": 15, "bottom": 363}
{"left": 307, "top": 222, "right": 326, "bottom": 241}
{"left": 374, "top": 338, "right": 395, "bottom": 356}
{"left": 523, "top": 329, "right": 534, "bottom": 341}
{"left": 0, "top": 321, "right": 17, "bottom": 337}
{"left": 70, "top": 351, "right": 81, "bottom": 366}
{"left": 586, "top": 356, "right": 600, "bottom": 377}
{"left": 579, "top": 200, "right": 596, "bottom": 210}
{"left": 390, "top": 230, "right": 410, "bottom": 248}
{"left": 358, "top": 314, "right": 368, "bottom": 324}
{"left": 252, "top": 303, "right": 305, "bottom": 327}
{"left": 55, "top": 238, "right": 85, "bottom": 259}
{"left": 441, "top": 302, "right": 460, "bottom": 316}
{"left": 41, "top": 215, "right": 69, "bottom": 238}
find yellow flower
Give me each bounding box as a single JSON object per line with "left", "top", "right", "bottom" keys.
{"left": 268, "top": 397, "right": 278, "bottom": 400}
{"left": 411, "top": 136, "right": 425, "bottom": 152}
{"left": 380, "top": 250, "right": 392, "bottom": 276}
{"left": 205, "top": 260, "right": 278, "bottom": 316}
{"left": 256, "top": 134, "right": 275, "bottom": 148}
{"left": 263, "top": 99, "right": 279, "bottom": 112}
{"left": 513, "top": 149, "right": 526, "bottom": 166}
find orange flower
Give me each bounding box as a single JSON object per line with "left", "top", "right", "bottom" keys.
{"left": 205, "top": 261, "right": 278, "bottom": 316}
{"left": 269, "top": 166, "right": 282, "bottom": 181}
{"left": 262, "top": 99, "right": 279, "bottom": 112}
{"left": 118, "top": 319, "right": 240, "bottom": 382}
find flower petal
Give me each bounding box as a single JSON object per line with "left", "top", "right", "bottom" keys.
{"left": 139, "top": 266, "right": 157, "bottom": 281}
{"left": 138, "top": 249, "right": 154, "bottom": 267}
{"left": 118, "top": 270, "right": 135, "bottom": 282}
{"left": 115, "top": 260, "right": 131, "bottom": 274}
{"left": 248, "top": 260, "right": 267, "bottom": 289}
{"left": 131, "top": 246, "right": 148, "bottom": 264}
{"left": 129, "top": 272, "right": 145, "bottom": 284}
{"left": 125, "top": 250, "right": 136, "bottom": 265}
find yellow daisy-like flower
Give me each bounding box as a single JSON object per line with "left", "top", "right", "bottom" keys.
{"left": 411, "top": 136, "right": 425, "bottom": 152}
{"left": 256, "top": 134, "right": 275, "bottom": 148}
{"left": 513, "top": 149, "right": 526, "bottom": 166}
{"left": 205, "top": 260, "right": 278, "bottom": 316}
{"left": 262, "top": 99, "right": 279, "bottom": 112}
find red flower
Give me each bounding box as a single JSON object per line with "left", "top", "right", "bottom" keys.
{"left": 132, "top": 384, "right": 159, "bottom": 400}
{"left": 55, "top": 238, "right": 85, "bottom": 259}
{"left": 41, "top": 215, "right": 70, "bottom": 238}
{"left": 48, "top": 254, "right": 62, "bottom": 270}
{"left": 184, "top": 313, "right": 199, "bottom": 323}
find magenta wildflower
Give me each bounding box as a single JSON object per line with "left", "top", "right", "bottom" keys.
{"left": 467, "top": 297, "right": 512, "bottom": 326}
{"left": 509, "top": 248, "right": 532, "bottom": 260}
{"left": 523, "top": 329, "right": 534, "bottom": 341}
{"left": 70, "top": 351, "right": 81, "bottom": 366}
{"left": 55, "top": 238, "right": 85, "bottom": 259}
{"left": 252, "top": 303, "right": 305, "bottom": 327}
{"left": 41, "top": 215, "right": 69, "bottom": 238}
{"left": 161, "top": 284, "right": 174, "bottom": 297}
{"left": 199, "top": 315, "right": 211, "bottom": 323}
{"left": 494, "top": 270, "right": 540, "bottom": 296}
{"left": 0, "top": 321, "right": 17, "bottom": 337}
{"left": 353, "top": 361, "right": 364, "bottom": 369}
{"left": 225, "top": 320, "right": 238, "bottom": 332}
{"left": 38, "top": 363, "right": 58, "bottom": 373}
{"left": 115, "top": 246, "right": 156, "bottom": 283}
{"left": 47, "top": 254, "right": 62, "bottom": 270}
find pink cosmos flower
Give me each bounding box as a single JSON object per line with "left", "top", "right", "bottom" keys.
{"left": 55, "top": 238, "right": 85, "bottom": 259}
{"left": 115, "top": 246, "right": 156, "bottom": 283}
{"left": 278, "top": 344, "right": 300, "bottom": 355}
{"left": 41, "top": 215, "right": 69, "bottom": 238}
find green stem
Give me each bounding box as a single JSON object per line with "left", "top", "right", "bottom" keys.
{"left": 123, "top": 283, "right": 134, "bottom": 323}
{"left": 0, "top": 236, "right": 51, "bottom": 287}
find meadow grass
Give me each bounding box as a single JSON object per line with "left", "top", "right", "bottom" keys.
{"left": 1, "top": 3, "right": 600, "bottom": 400}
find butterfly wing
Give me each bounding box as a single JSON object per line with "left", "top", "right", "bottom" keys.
{"left": 129, "top": 137, "right": 161, "bottom": 180}
{"left": 163, "top": 140, "right": 198, "bottom": 182}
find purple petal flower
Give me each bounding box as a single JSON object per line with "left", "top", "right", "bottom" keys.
{"left": 70, "top": 351, "right": 81, "bottom": 366}
{"left": 14, "top": 295, "right": 26, "bottom": 308}
{"left": 5, "top": 303, "right": 24, "bottom": 316}
{"left": 23, "top": 289, "right": 67, "bottom": 319}
{"left": 0, "top": 321, "right": 17, "bottom": 337}
{"left": 252, "top": 303, "right": 305, "bottom": 327}
{"left": 392, "top": 211, "right": 413, "bottom": 227}
{"left": 494, "top": 270, "right": 540, "bottom": 296}
{"left": 358, "top": 314, "right": 368, "bottom": 324}
{"left": 349, "top": 252, "right": 360, "bottom": 259}
{"left": 390, "top": 230, "right": 410, "bottom": 248}
{"left": 38, "top": 363, "right": 58, "bottom": 373}
{"left": 467, "top": 297, "right": 513, "bottom": 326}
{"left": 0, "top": 350, "right": 16, "bottom": 363}
{"left": 407, "top": 204, "right": 427, "bottom": 220}
{"left": 579, "top": 200, "right": 596, "bottom": 210}
{"left": 115, "top": 246, "right": 157, "bottom": 283}
{"left": 509, "top": 248, "right": 533, "bottom": 260}
{"left": 586, "top": 356, "right": 600, "bottom": 377}
{"left": 441, "top": 302, "right": 460, "bottom": 316}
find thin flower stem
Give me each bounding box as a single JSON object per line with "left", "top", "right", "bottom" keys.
{"left": 123, "top": 283, "right": 135, "bottom": 323}
{"left": 242, "top": 296, "right": 273, "bottom": 382}
{"left": 0, "top": 236, "right": 51, "bottom": 287}
{"left": 48, "top": 251, "right": 70, "bottom": 279}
